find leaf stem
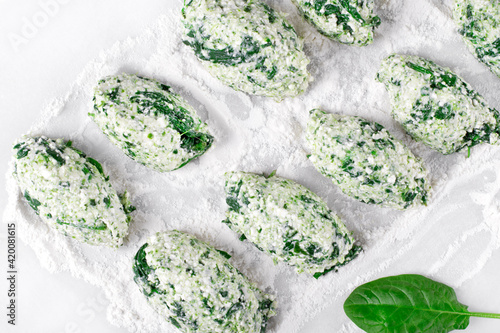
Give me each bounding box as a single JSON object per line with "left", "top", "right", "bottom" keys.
{"left": 468, "top": 311, "right": 500, "bottom": 319}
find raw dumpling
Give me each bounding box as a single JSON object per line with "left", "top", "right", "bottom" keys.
{"left": 133, "top": 230, "right": 276, "bottom": 332}
{"left": 13, "top": 136, "right": 134, "bottom": 247}
{"left": 454, "top": 0, "right": 500, "bottom": 78}
{"left": 181, "top": 0, "right": 311, "bottom": 100}
{"left": 292, "top": 0, "right": 380, "bottom": 46}
{"left": 92, "top": 73, "right": 214, "bottom": 172}
{"left": 223, "top": 171, "right": 361, "bottom": 278}
{"left": 377, "top": 54, "right": 500, "bottom": 154}
{"left": 306, "top": 109, "right": 429, "bottom": 210}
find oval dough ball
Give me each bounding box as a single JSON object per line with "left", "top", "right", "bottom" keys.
{"left": 306, "top": 109, "right": 429, "bottom": 210}
{"left": 13, "top": 136, "right": 134, "bottom": 247}
{"left": 181, "top": 0, "right": 311, "bottom": 100}
{"left": 133, "top": 230, "right": 276, "bottom": 333}
{"left": 92, "top": 73, "right": 214, "bottom": 172}
{"left": 454, "top": 0, "right": 500, "bottom": 78}
{"left": 292, "top": 0, "right": 381, "bottom": 46}
{"left": 224, "top": 171, "right": 361, "bottom": 277}
{"left": 377, "top": 54, "right": 500, "bottom": 154}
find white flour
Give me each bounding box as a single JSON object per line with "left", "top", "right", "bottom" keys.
{"left": 4, "top": 0, "right": 500, "bottom": 332}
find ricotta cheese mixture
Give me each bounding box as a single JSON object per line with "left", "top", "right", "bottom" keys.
{"left": 92, "top": 73, "right": 214, "bottom": 172}
{"left": 306, "top": 109, "right": 429, "bottom": 210}
{"left": 181, "top": 0, "right": 311, "bottom": 100}
{"left": 454, "top": 0, "right": 500, "bottom": 78}
{"left": 12, "top": 136, "right": 134, "bottom": 247}
{"left": 133, "top": 230, "right": 276, "bottom": 333}
{"left": 5, "top": 2, "right": 500, "bottom": 333}
{"left": 291, "top": 0, "right": 380, "bottom": 46}
{"left": 377, "top": 54, "right": 500, "bottom": 154}
{"left": 224, "top": 171, "right": 361, "bottom": 277}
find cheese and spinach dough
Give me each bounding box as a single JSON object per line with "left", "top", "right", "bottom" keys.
{"left": 223, "top": 171, "right": 361, "bottom": 278}
{"left": 181, "top": 0, "right": 311, "bottom": 100}
{"left": 13, "top": 137, "right": 134, "bottom": 247}
{"left": 92, "top": 74, "right": 213, "bottom": 172}
{"left": 133, "top": 230, "right": 276, "bottom": 333}
{"left": 306, "top": 109, "right": 429, "bottom": 210}
{"left": 454, "top": 0, "right": 500, "bottom": 78}
{"left": 292, "top": 0, "right": 380, "bottom": 46}
{"left": 377, "top": 54, "right": 500, "bottom": 154}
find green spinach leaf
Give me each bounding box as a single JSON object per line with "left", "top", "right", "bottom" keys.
{"left": 344, "top": 274, "right": 500, "bottom": 333}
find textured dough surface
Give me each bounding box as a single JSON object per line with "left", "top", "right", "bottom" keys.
{"left": 181, "top": 0, "right": 311, "bottom": 100}
{"left": 306, "top": 109, "right": 429, "bottom": 210}
{"left": 92, "top": 73, "right": 213, "bottom": 172}
{"left": 292, "top": 0, "right": 380, "bottom": 46}
{"left": 133, "top": 230, "right": 276, "bottom": 333}
{"left": 454, "top": 0, "right": 500, "bottom": 78}
{"left": 13, "top": 136, "right": 133, "bottom": 247}
{"left": 377, "top": 54, "right": 500, "bottom": 154}
{"left": 223, "top": 171, "right": 360, "bottom": 277}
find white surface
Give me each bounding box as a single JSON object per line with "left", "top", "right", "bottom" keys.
{"left": 1, "top": 1, "right": 500, "bottom": 333}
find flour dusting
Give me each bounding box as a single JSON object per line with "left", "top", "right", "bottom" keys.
{"left": 4, "top": 1, "right": 500, "bottom": 332}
